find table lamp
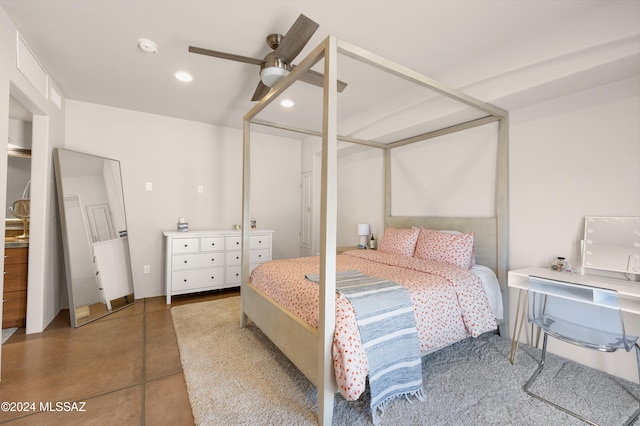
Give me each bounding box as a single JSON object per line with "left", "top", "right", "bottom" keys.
{"left": 358, "top": 223, "right": 370, "bottom": 248}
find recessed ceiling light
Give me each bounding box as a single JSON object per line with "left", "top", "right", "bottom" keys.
{"left": 280, "top": 99, "right": 294, "bottom": 108}
{"left": 137, "top": 38, "right": 158, "bottom": 54}
{"left": 175, "top": 71, "right": 193, "bottom": 82}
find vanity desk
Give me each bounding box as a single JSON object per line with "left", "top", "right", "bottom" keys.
{"left": 508, "top": 266, "right": 640, "bottom": 382}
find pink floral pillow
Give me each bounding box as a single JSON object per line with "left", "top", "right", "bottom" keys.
{"left": 414, "top": 228, "right": 475, "bottom": 269}
{"left": 377, "top": 228, "right": 420, "bottom": 257}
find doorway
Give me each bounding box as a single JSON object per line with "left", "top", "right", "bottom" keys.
{"left": 300, "top": 172, "right": 312, "bottom": 257}
{"left": 3, "top": 96, "right": 32, "bottom": 334}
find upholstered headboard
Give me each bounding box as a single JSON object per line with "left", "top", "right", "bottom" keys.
{"left": 387, "top": 216, "right": 498, "bottom": 274}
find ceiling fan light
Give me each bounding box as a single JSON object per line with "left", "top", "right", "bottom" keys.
{"left": 260, "top": 66, "right": 290, "bottom": 88}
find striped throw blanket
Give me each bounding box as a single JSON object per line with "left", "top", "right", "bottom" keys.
{"left": 306, "top": 270, "right": 424, "bottom": 424}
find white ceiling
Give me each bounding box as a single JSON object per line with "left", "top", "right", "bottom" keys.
{"left": 1, "top": 0, "right": 639, "bottom": 141}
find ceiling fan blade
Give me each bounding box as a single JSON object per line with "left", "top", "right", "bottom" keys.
{"left": 296, "top": 68, "right": 348, "bottom": 92}
{"left": 274, "top": 14, "right": 319, "bottom": 63}
{"left": 188, "top": 46, "right": 263, "bottom": 66}
{"left": 251, "top": 81, "right": 271, "bottom": 101}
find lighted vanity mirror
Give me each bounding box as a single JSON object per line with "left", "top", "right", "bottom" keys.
{"left": 582, "top": 216, "right": 640, "bottom": 276}
{"left": 53, "top": 149, "right": 135, "bottom": 327}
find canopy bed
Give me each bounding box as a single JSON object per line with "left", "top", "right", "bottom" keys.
{"left": 240, "top": 36, "right": 509, "bottom": 425}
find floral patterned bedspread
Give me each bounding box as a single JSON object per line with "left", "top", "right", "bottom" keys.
{"left": 249, "top": 249, "right": 497, "bottom": 401}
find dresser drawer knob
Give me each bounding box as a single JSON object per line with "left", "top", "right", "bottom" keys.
{"left": 258, "top": 254, "right": 262, "bottom": 258}
{"left": 184, "top": 260, "right": 188, "bottom": 264}
{"left": 235, "top": 273, "right": 239, "bottom": 277}
{"left": 183, "top": 279, "right": 187, "bottom": 282}
{"left": 211, "top": 258, "right": 215, "bottom": 262}
{"left": 211, "top": 243, "right": 215, "bottom": 246}
{"left": 210, "top": 276, "right": 215, "bottom": 280}
{"left": 184, "top": 244, "right": 188, "bottom": 247}
{"left": 235, "top": 256, "right": 239, "bottom": 260}
{"left": 236, "top": 241, "right": 240, "bottom": 245}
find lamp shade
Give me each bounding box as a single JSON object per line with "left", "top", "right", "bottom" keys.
{"left": 260, "top": 66, "right": 289, "bottom": 87}
{"left": 358, "top": 223, "right": 370, "bottom": 236}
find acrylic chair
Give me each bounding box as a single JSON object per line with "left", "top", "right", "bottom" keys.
{"left": 524, "top": 276, "right": 640, "bottom": 426}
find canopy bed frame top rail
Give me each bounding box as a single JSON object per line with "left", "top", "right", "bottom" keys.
{"left": 240, "top": 36, "right": 509, "bottom": 426}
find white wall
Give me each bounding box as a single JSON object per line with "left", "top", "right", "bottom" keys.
{"left": 325, "top": 77, "right": 639, "bottom": 271}
{"left": 509, "top": 77, "right": 640, "bottom": 271}
{"left": 65, "top": 101, "right": 301, "bottom": 298}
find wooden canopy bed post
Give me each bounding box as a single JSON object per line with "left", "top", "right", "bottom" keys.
{"left": 317, "top": 35, "right": 338, "bottom": 426}
{"left": 241, "top": 35, "right": 509, "bottom": 426}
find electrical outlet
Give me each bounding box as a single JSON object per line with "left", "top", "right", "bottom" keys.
{"left": 143, "top": 265, "right": 150, "bottom": 274}
{"left": 197, "top": 185, "right": 204, "bottom": 193}
{"left": 145, "top": 182, "right": 153, "bottom": 191}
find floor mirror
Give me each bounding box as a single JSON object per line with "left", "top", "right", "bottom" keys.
{"left": 53, "top": 148, "right": 135, "bottom": 327}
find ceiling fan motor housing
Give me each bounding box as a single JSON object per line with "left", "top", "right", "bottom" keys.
{"left": 266, "top": 33, "right": 283, "bottom": 50}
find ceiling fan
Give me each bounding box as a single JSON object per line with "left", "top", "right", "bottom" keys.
{"left": 188, "top": 14, "right": 347, "bottom": 101}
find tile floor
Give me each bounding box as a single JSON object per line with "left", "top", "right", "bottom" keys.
{"left": 0, "top": 289, "right": 239, "bottom": 425}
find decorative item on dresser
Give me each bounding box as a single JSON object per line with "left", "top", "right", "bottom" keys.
{"left": 164, "top": 229, "right": 274, "bottom": 303}
{"left": 2, "top": 246, "right": 28, "bottom": 328}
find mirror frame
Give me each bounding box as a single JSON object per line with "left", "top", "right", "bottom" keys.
{"left": 53, "top": 148, "right": 135, "bottom": 327}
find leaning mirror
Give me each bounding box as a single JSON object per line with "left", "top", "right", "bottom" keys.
{"left": 53, "top": 148, "right": 135, "bottom": 327}
{"left": 582, "top": 216, "right": 640, "bottom": 276}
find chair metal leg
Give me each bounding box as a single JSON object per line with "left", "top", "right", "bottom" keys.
{"left": 524, "top": 336, "right": 640, "bottom": 426}
{"left": 524, "top": 333, "right": 600, "bottom": 426}
{"left": 636, "top": 343, "right": 640, "bottom": 384}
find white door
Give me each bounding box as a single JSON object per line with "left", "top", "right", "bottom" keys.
{"left": 300, "top": 172, "right": 312, "bottom": 256}
{"left": 86, "top": 204, "right": 115, "bottom": 242}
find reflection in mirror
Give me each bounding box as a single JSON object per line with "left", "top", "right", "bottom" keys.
{"left": 582, "top": 216, "right": 640, "bottom": 277}
{"left": 53, "top": 149, "right": 135, "bottom": 327}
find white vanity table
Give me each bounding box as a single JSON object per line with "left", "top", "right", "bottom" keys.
{"left": 164, "top": 229, "right": 274, "bottom": 303}
{"left": 508, "top": 267, "right": 640, "bottom": 382}
{"left": 509, "top": 215, "right": 640, "bottom": 384}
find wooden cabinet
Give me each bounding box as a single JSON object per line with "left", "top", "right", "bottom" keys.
{"left": 3, "top": 246, "right": 28, "bottom": 328}
{"left": 164, "top": 230, "right": 273, "bottom": 303}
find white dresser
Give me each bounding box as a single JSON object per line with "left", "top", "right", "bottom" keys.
{"left": 163, "top": 229, "right": 274, "bottom": 303}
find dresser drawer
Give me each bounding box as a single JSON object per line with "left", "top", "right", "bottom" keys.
{"left": 250, "top": 249, "right": 270, "bottom": 264}
{"left": 172, "top": 238, "right": 199, "bottom": 253}
{"left": 4, "top": 247, "right": 28, "bottom": 265}
{"left": 200, "top": 237, "right": 225, "bottom": 252}
{"left": 226, "top": 266, "right": 241, "bottom": 285}
{"left": 2, "top": 290, "right": 27, "bottom": 328}
{"left": 172, "top": 253, "right": 225, "bottom": 270}
{"left": 225, "top": 236, "right": 242, "bottom": 250}
{"left": 226, "top": 251, "right": 241, "bottom": 266}
{"left": 226, "top": 264, "right": 262, "bottom": 285}
{"left": 172, "top": 268, "right": 224, "bottom": 291}
{"left": 3, "top": 263, "right": 28, "bottom": 292}
{"left": 250, "top": 235, "right": 270, "bottom": 249}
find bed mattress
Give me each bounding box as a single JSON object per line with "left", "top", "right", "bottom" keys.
{"left": 249, "top": 249, "right": 499, "bottom": 401}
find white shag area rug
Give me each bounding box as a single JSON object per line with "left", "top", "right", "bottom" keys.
{"left": 171, "top": 296, "right": 640, "bottom": 425}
